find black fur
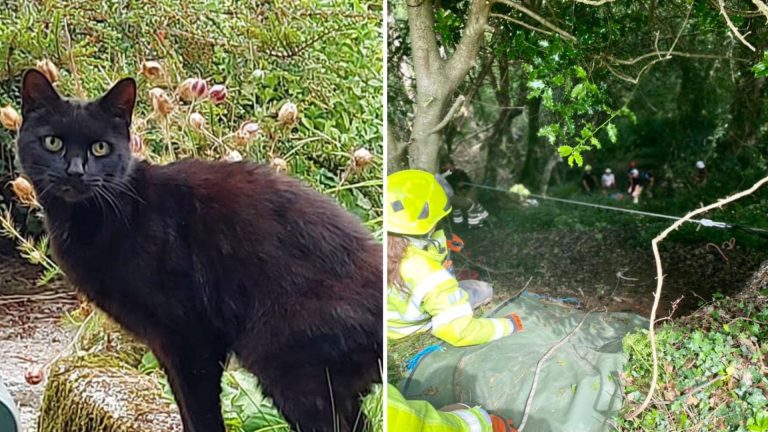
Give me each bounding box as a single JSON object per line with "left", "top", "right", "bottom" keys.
{"left": 17, "top": 69, "right": 382, "bottom": 432}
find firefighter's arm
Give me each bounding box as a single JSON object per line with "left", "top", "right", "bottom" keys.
{"left": 421, "top": 275, "right": 519, "bottom": 347}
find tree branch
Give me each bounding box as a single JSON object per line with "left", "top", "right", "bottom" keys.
{"left": 490, "top": 13, "right": 554, "bottom": 36}
{"left": 575, "top": 0, "right": 617, "bottom": 4}
{"left": 626, "top": 174, "right": 768, "bottom": 420}
{"left": 445, "top": 0, "right": 492, "bottom": 90}
{"left": 752, "top": 0, "right": 768, "bottom": 20}
{"left": 610, "top": 51, "right": 750, "bottom": 65}
{"left": 428, "top": 95, "right": 465, "bottom": 134}
{"left": 493, "top": 0, "right": 576, "bottom": 41}
{"left": 407, "top": 0, "right": 444, "bottom": 84}
{"left": 719, "top": 0, "right": 756, "bottom": 51}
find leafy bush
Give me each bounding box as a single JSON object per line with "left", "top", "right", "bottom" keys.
{"left": 0, "top": 0, "right": 382, "bottom": 236}
{"left": 618, "top": 297, "right": 768, "bottom": 431}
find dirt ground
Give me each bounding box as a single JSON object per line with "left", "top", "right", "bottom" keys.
{"left": 0, "top": 240, "right": 77, "bottom": 432}
{"left": 456, "top": 224, "right": 766, "bottom": 318}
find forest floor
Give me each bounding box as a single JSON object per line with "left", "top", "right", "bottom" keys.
{"left": 0, "top": 239, "right": 77, "bottom": 432}
{"left": 389, "top": 207, "right": 767, "bottom": 382}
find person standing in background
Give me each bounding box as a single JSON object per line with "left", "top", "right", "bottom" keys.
{"left": 581, "top": 165, "right": 598, "bottom": 193}
{"left": 601, "top": 168, "right": 616, "bottom": 190}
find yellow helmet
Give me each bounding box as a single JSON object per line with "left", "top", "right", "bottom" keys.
{"left": 387, "top": 169, "right": 451, "bottom": 235}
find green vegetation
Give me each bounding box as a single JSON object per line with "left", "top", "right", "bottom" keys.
{"left": 619, "top": 295, "right": 768, "bottom": 431}
{"left": 0, "top": 1, "right": 382, "bottom": 430}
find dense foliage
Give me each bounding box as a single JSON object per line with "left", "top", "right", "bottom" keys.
{"left": 0, "top": 1, "right": 383, "bottom": 430}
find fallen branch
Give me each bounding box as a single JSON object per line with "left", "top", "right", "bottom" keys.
{"left": 428, "top": 95, "right": 465, "bottom": 135}
{"left": 719, "top": 0, "right": 756, "bottom": 51}
{"left": 518, "top": 308, "right": 595, "bottom": 431}
{"left": 626, "top": 174, "right": 768, "bottom": 420}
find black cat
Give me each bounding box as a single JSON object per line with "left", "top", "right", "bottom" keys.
{"left": 16, "top": 69, "right": 382, "bottom": 432}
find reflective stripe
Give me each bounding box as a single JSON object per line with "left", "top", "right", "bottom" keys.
{"left": 492, "top": 319, "right": 507, "bottom": 339}
{"left": 388, "top": 303, "right": 430, "bottom": 323}
{"left": 411, "top": 270, "right": 454, "bottom": 306}
{"left": 451, "top": 409, "right": 484, "bottom": 432}
{"left": 447, "top": 289, "right": 463, "bottom": 305}
{"left": 432, "top": 303, "right": 473, "bottom": 329}
{"left": 387, "top": 322, "right": 431, "bottom": 336}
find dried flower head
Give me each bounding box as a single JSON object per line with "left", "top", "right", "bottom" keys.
{"left": 0, "top": 105, "right": 21, "bottom": 131}
{"left": 352, "top": 148, "right": 374, "bottom": 171}
{"left": 224, "top": 150, "right": 244, "bottom": 163}
{"left": 130, "top": 135, "right": 144, "bottom": 158}
{"left": 277, "top": 101, "right": 299, "bottom": 127}
{"left": 234, "top": 121, "right": 261, "bottom": 146}
{"left": 178, "top": 78, "right": 208, "bottom": 102}
{"left": 25, "top": 367, "right": 44, "bottom": 386}
{"left": 188, "top": 112, "right": 206, "bottom": 130}
{"left": 270, "top": 157, "right": 288, "bottom": 172}
{"left": 132, "top": 118, "right": 148, "bottom": 133}
{"left": 208, "top": 84, "right": 228, "bottom": 104}
{"left": 141, "top": 61, "right": 164, "bottom": 80}
{"left": 35, "top": 59, "right": 59, "bottom": 83}
{"left": 149, "top": 88, "right": 174, "bottom": 116}
{"left": 10, "top": 177, "right": 37, "bottom": 207}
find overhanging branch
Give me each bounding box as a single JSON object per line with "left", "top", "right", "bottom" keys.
{"left": 493, "top": 0, "right": 576, "bottom": 41}
{"left": 428, "top": 95, "right": 465, "bottom": 135}
{"left": 490, "top": 13, "right": 554, "bottom": 36}
{"left": 719, "top": 0, "right": 756, "bottom": 51}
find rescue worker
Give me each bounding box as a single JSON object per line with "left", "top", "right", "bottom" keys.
{"left": 387, "top": 169, "right": 522, "bottom": 432}
{"left": 440, "top": 159, "right": 489, "bottom": 228}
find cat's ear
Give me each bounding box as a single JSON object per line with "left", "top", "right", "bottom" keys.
{"left": 21, "top": 69, "right": 61, "bottom": 115}
{"left": 99, "top": 78, "right": 136, "bottom": 125}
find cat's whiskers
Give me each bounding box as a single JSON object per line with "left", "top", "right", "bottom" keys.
{"left": 92, "top": 183, "right": 129, "bottom": 227}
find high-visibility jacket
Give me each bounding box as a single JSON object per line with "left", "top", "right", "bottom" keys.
{"left": 387, "top": 384, "right": 492, "bottom": 432}
{"left": 387, "top": 231, "right": 514, "bottom": 347}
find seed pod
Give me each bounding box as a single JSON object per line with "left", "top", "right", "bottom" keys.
{"left": 208, "top": 84, "right": 228, "bottom": 104}
{"left": 149, "top": 88, "right": 174, "bottom": 116}
{"left": 224, "top": 150, "right": 243, "bottom": 162}
{"left": 130, "top": 135, "right": 144, "bottom": 157}
{"left": 10, "top": 177, "right": 37, "bottom": 207}
{"left": 188, "top": 112, "right": 206, "bottom": 130}
{"left": 0, "top": 105, "right": 21, "bottom": 131}
{"left": 277, "top": 101, "right": 298, "bottom": 127}
{"left": 270, "top": 157, "right": 288, "bottom": 172}
{"left": 352, "top": 148, "right": 374, "bottom": 171}
{"left": 35, "top": 59, "right": 59, "bottom": 83}
{"left": 141, "top": 61, "right": 164, "bottom": 80}
{"left": 177, "top": 78, "right": 208, "bottom": 102}
{"left": 25, "top": 367, "right": 44, "bottom": 386}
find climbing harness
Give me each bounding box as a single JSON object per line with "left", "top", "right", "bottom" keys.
{"left": 462, "top": 182, "right": 768, "bottom": 237}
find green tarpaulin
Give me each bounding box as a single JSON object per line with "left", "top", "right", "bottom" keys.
{"left": 400, "top": 295, "right": 647, "bottom": 432}
{"left": 0, "top": 379, "right": 20, "bottom": 432}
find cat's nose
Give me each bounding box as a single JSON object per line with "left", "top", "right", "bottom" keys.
{"left": 66, "top": 157, "right": 85, "bottom": 177}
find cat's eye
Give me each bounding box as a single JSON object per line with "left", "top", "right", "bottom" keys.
{"left": 90, "top": 141, "right": 111, "bottom": 157}
{"left": 42, "top": 136, "right": 63, "bottom": 153}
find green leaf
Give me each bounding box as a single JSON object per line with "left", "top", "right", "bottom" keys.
{"left": 559, "top": 145, "right": 574, "bottom": 157}
{"left": 606, "top": 123, "right": 618, "bottom": 143}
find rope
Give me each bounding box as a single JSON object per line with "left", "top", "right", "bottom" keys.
{"left": 464, "top": 182, "right": 768, "bottom": 235}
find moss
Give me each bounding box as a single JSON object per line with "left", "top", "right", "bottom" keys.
{"left": 38, "top": 315, "right": 182, "bottom": 432}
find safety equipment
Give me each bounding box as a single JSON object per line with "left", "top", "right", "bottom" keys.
{"left": 387, "top": 384, "right": 494, "bottom": 431}
{"left": 584, "top": 164, "right": 592, "bottom": 171}
{"left": 388, "top": 170, "right": 452, "bottom": 235}
{"left": 630, "top": 169, "right": 639, "bottom": 176}
{"left": 446, "top": 233, "right": 465, "bottom": 253}
{"left": 605, "top": 168, "right": 612, "bottom": 174}
{"left": 467, "top": 202, "right": 489, "bottom": 228}
{"left": 696, "top": 160, "right": 706, "bottom": 169}
{"left": 388, "top": 233, "right": 517, "bottom": 346}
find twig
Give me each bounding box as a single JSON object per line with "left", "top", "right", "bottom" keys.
{"left": 493, "top": 0, "right": 576, "bottom": 41}
{"left": 719, "top": 0, "right": 756, "bottom": 51}
{"left": 428, "top": 95, "right": 465, "bottom": 135}
{"left": 62, "top": 19, "right": 85, "bottom": 99}
{"left": 626, "top": 174, "right": 768, "bottom": 420}
{"left": 490, "top": 13, "right": 553, "bottom": 36}
{"left": 575, "top": 0, "right": 617, "bottom": 4}
{"left": 518, "top": 308, "right": 596, "bottom": 431}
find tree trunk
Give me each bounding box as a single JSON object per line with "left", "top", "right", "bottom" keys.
{"left": 519, "top": 96, "right": 542, "bottom": 189}
{"left": 406, "top": 0, "right": 490, "bottom": 172}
